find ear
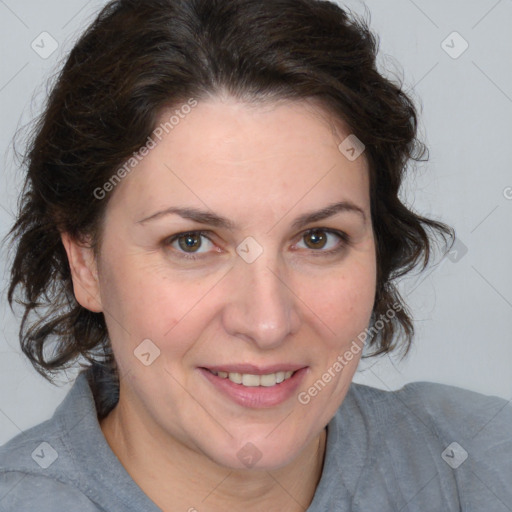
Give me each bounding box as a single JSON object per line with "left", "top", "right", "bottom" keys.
{"left": 60, "top": 232, "right": 103, "bottom": 313}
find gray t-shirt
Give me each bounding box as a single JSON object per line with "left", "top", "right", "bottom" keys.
{"left": 0, "top": 370, "right": 511, "bottom": 511}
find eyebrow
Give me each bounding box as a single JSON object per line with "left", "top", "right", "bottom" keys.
{"left": 136, "top": 200, "right": 366, "bottom": 230}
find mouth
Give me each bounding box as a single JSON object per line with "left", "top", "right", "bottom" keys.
{"left": 206, "top": 369, "right": 296, "bottom": 387}
{"left": 199, "top": 365, "right": 308, "bottom": 408}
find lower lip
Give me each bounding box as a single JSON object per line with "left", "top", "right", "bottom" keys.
{"left": 199, "top": 367, "right": 308, "bottom": 409}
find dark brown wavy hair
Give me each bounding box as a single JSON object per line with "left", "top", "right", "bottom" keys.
{"left": 5, "top": 0, "right": 453, "bottom": 386}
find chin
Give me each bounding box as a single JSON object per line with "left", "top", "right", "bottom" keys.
{"left": 202, "top": 433, "right": 311, "bottom": 472}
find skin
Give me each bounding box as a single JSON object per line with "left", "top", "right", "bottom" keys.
{"left": 61, "top": 95, "right": 377, "bottom": 511}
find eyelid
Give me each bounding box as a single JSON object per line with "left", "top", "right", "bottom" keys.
{"left": 165, "top": 230, "right": 215, "bottom": 244}
{"left": 164, "top": 230, "right": 216, "bottom": 256}
{"left": 292, "top": 228, "right": 350, "bottom": 254}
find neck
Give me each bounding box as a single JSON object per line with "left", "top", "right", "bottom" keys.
{"left": 100, "top": 397, "right": 327, "bottom": 511}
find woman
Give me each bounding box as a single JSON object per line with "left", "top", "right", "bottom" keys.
{"left": 1, "top": 0, "right": 510, "bottom": 510}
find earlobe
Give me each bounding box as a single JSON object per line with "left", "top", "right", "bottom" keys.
{"left": 60, "top": 232, "right": 103, "bottom": 313}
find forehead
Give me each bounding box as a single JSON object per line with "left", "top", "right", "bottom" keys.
{"left": 106, "top": 97, "right": 370, "bottom": 223}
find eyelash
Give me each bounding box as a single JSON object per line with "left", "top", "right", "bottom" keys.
{"left": 163, "top": 228, "right": 351, "bottom": 261}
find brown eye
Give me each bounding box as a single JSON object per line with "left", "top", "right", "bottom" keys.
{"left": 165, "top": 231, "right": 216, "bottom": 260}
{"left": 177, "top": 233, "right": 203, "bottom": 253}
{"left": 303, "top": 229, "right": 328, "bottom": 250}
{"left": 295, "top": 228, "right": 349, "bottom": 255}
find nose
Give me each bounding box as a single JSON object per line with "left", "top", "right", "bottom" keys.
{"left": 221, "top": 249, "right": 301, "bottom": 350}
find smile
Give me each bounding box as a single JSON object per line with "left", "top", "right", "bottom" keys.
{"left": 208, "top": 370, "right": 295, "bottom": 387}
{"left": 200, "top": 366, "right": 308, "bottom": 408}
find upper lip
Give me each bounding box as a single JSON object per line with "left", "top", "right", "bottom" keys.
{"left": 203, "top": 364, "right": 307, "bottom": 375}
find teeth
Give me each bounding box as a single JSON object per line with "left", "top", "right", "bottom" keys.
{"left": 229, "top": 372, "right": 242, "bottom": 384}
{"left": 242, "top": 374, "right": 260, "bottom": 387}
{"left": 260, "top": 373, "right": 277, "bottom": 387}
{"left": 211, "top": 370, "right": 294, "bottom": 387}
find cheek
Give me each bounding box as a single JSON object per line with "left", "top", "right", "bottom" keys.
{"left": 98, "top": 252, "right": 220, "bottom": 369}
{"left": 304, "top": 260, "right": 376, "bottom": 342}
{"left": 96, "top": 252, "right": 175, "bottom": 352}
{"left": 99, "top": 250, "right": 181, "bottom": 325}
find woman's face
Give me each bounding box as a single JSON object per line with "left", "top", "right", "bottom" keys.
{"left": 77, "top": 97, "right": 376, "bottom": 470}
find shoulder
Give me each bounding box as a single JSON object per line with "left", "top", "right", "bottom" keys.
{"left": 353, "top": 382, "right": 512, "bottom": 428}
{"left": 336, "top": 381, "right": 512, "bottom": 508}
{"left": 0, "top": 383, "right": 101, "bottom": 511}
{"left": 0, "top": 432, "right": 100, "bottom": 512}
{"left": 348, "top": 380, "right": 511, "bottom": 437}
{"left": 322, "top": 381, "right": 512, "bottom": 510}
{"left": 0, "top": 471, "right": 100, "bottom": 512}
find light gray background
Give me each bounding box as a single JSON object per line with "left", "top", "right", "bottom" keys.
{"left": 0, "top": 0, "right": 511, "bottom": 446}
